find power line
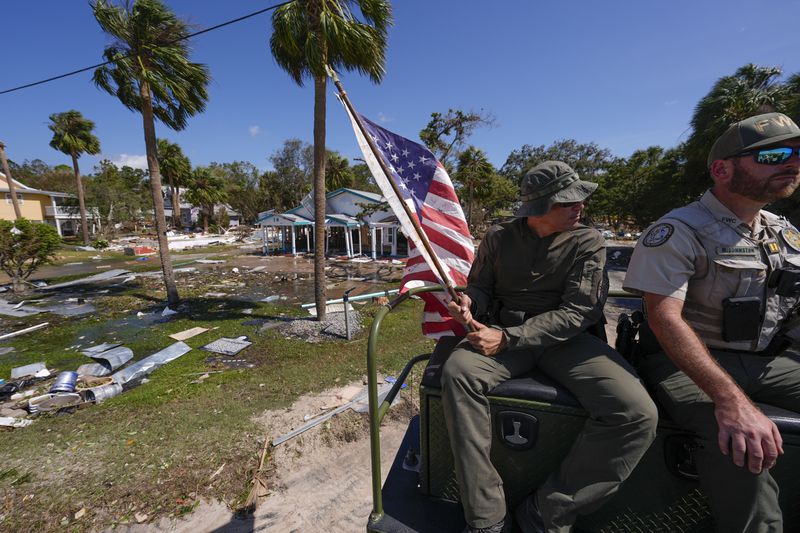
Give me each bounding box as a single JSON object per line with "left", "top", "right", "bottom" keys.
{"left": 0, "top": 1, "right": 294, "bottom": 96}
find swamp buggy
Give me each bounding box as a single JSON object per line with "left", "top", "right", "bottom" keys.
{"left": 364, "top": 286, "right": 800, "bottom": 532}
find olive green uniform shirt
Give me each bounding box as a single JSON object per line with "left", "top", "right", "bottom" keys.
{"left": 465, "top": 217, "right": 607, "bottom": 350}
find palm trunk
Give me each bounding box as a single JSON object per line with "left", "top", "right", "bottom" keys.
{"left": 312, "top": 74, "right": 328, "bottom": 321}
{"left": 106, "top": 203, "right": 114, "bottom": 233}
{"left": 467, "top": 183, "right": 474, "bottom": 229}
{"left": 71, "top": 152, "right": 90, "bottom": 245}
{"left": 0, "top": 142, "right": 22, "bottom": 220}
{"left": 171, "top": 184, "right": 181, "bottom": 229}
{"left": 140, "top": 80, "right": 180, "bottom": 306}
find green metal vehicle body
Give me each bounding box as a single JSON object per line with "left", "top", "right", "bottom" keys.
{"left": 364, "top": 287, "right": 800, "bottom": 532}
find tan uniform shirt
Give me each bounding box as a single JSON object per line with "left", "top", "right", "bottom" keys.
{"left": 624, "top": 189, "right": 800, "bottom": 351}
{"left": 465, "top": 217, "right": 607, "bottom": 350}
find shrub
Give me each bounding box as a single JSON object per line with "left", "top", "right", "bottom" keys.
{"left": 0, "top": 219, "right": 62, "bottom": 293}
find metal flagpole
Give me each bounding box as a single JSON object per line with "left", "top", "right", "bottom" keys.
{"left": 328, "top": 69, "right": 468, "bottom": 312}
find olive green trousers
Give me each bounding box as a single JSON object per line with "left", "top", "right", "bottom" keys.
{"left": 640, "top": 349, "right": 800, "bottom": 533}
{"left": 441, "top": 333, "right": 658, "bottom": 532}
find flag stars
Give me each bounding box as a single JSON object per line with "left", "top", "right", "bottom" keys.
{"left": 402, "top": 149, "right": 410, "bottom": 157}
{"left": 419, "top": 156, "right": 429, "bottom": 164}
{"left": 407, "top": 161, "right": 416, "bottom": 169}
{"left": 413, "top": 173, "right": 421, "bottom": 181}
{"left": 390, "top": 152, "right": 399, "bottom": 162}
{"left": 385, "top": 141, "right": 393, "bottom": 150}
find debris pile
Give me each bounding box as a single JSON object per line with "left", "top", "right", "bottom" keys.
{"left": 0, "top": 341, "right": 191, "bottom": 429}
{"left": 278, "top": 310, "right": 364, "bottom": 342}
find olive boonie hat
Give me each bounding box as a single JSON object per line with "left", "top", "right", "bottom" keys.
{"left": 514, "top": 161, "right": 598, "bottom": 217}
{"left": 707, "top": 112, "right": 800, "bottom": 167}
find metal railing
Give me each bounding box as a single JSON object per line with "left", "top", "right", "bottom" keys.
{"left": 45, "top": 205, "right": 99, "bottom": 218}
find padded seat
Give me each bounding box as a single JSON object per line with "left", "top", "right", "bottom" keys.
{"left": 423, "top": 336, "right": 800, "bottom": 435}
{"left": 421, "top": 335, "right": 581, "bottom": 408}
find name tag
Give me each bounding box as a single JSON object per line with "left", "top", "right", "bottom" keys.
{"left": 717, "top": 247, "right": 758, "bottom": 256}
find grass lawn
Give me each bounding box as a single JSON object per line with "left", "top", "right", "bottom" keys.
{"left": 0, "top": 279, "right": 433, "bottom": 531}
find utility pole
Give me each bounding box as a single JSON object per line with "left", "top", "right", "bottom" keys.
{"left": 0, "top": 141, "right": 22, "bottom": 219}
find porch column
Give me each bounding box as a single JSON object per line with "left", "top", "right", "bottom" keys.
{"left": 305, "top": 226, "right": 311, "bottom": 252}
{"left": 391, "top": 227, "right": 397, "bottom": 256}
{"left": 50, "top": 198, "right": 63, "bottom": 237}
{"left": 346, "top": 228, "right": 353, "bottom": 258}
{"left": 371, "top": 226, "right": 377, "bottom": 260}
{"left": 358, "top": 227, "right": 362, "bottom": 256}
{"left": 262, "top": 226, "right": 268, "bottom": 255}
{"left": 291, "top": 225, "right": 297, "bottom": 255}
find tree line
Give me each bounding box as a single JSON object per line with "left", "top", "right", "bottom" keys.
{"left": 431, "top": 64, "right": 800, "bottom": 234}
{"left": 13, "top": 63, "right": 800, "bottom": 243}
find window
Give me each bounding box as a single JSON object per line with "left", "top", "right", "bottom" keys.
{"left": 5, "top": 193, "right": 23, "bottom": 205}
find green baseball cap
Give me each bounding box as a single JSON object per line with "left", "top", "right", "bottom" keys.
{"left": 514, "top": 161, "right": 597, "bottom": 217}
{"left": 707, "top": 112, "right": 800, "bottom": 167}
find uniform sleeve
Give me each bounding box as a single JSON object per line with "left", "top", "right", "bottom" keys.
{"left": 623, "top": 220, "right": 699, "bottom": 300}
{"left": 463, "top": 227, "right": 499, "bottom": 320}
{"left": 503, "top": 233, "right": 607, "bottom": 350}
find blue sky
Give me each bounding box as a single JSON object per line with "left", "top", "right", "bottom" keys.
{"left": 3, "top": 0, "right": 800, "bottom": 175}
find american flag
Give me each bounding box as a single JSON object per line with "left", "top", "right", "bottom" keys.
{"left": 344, "top": 108, "right": 475, "bottom": 338}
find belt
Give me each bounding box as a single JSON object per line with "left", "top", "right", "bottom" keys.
{"left": 710, "top": 336, "right": 792, "bottom": 358}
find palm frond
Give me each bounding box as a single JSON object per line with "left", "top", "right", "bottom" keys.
{"left": 91, "top": 0, "right": 210, "bottom": 131}
{"left": 270, "top": 0, "right": 392, "bottom": 85}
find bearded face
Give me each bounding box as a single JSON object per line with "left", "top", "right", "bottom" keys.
{"left": 729, "top": 157, "right": 800, "bottom": 203}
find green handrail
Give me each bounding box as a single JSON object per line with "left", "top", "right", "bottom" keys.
{"left": 366, "top": 284, "right": 450, "bottom": 525}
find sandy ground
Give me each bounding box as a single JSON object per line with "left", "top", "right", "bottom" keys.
{"left": 106, "top": 384, "right": 411, "bottom": 533}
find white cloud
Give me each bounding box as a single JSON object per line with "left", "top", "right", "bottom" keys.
{"left": 249, "top": 125, "right": 261, "bottom": 137}
{"left": 110, "top": 154, "right": 148, "bottom": 170}
{"left": 377, "top": 112, "right": 392, "bottom": 123}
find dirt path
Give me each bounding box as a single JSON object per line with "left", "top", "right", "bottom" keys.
{"left": 108, "top": 384, "right": 412, "bottom": 533}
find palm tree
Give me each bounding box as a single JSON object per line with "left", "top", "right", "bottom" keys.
{"left": 685, "top": 64, "right": 790, "bottom": 191}
{"left": 270, "top": 0, "right": 392, "bottom": 320}
{"left": 157, "top": 138, "right": 191, "bottom": 229}
{"left": 184, "top": 167, "right": 228, "bottom": 234}
{"left": 325, "top": 151, "right": 355, "bottom": 190}
{"left": 0, "top": 141, "right": 22, "bottom": 219}
{"left": 47, "top": 110, "right": 101, "bottom": 245}
{"left": 455, "top": 147, "right": 494, "bottom": 229}
{"left": 785, "top": 72, "right": 800, "bottom": 125}
{"left": 92, "top": 0, "right": 210, "bottom": 306}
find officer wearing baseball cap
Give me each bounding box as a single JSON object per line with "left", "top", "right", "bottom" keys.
{"left": 707, "top": 112, "right": 800, "bottom": 167}
{"left": 626, "top": 112, "right": 800, "bottom": 531}
{"left": 442, "top": 161, "right": 657, "bottom": 533}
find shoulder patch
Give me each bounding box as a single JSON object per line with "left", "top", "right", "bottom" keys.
{"left": 780, "top": 228, "right": 800, "bottom": 252}
{"left": 642, "top": 223, "right": 674, "bottom": 247}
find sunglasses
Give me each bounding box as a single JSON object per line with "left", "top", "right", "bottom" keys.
{"left": 553, "top": 201, "right": 584, "bottom": 208}
{"left": 735, "top": 146, "right": 800, "bottom": 165}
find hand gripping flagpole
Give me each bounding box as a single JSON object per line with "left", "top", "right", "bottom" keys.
{"left": 327, "top": 67, "right": 472, "bottom": 321}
